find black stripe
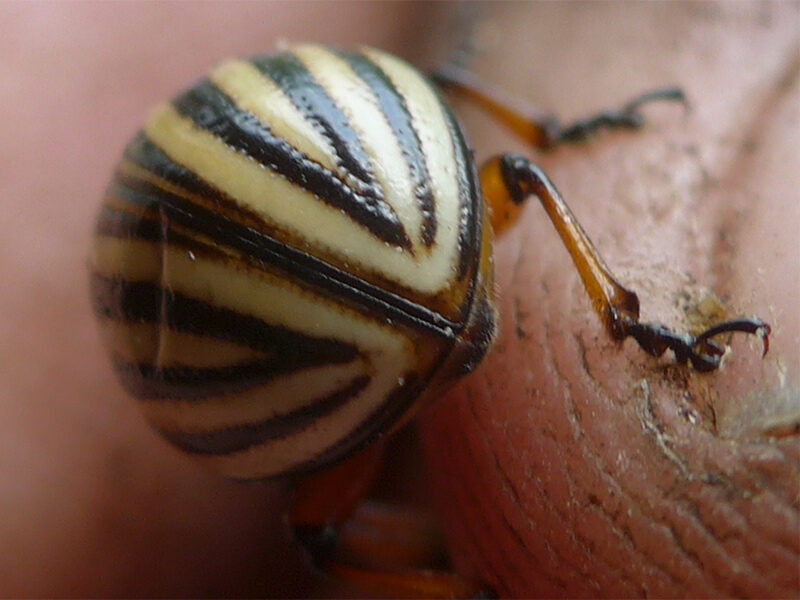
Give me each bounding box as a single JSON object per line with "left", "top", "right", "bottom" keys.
{"left": 171, "top": 79, "right": 411, "bottom": 249}
{"left": 252, "top": 52, "right": 378, "bottom": 197}
{"left": 339, "top": 50, "right": 438, "bottom": 247}
{"left": 123, "top": 134, "right": 302, "bottom": 235}
{"left": 284, "top": 371, "right": 425, "bottom": 478}
{"left": 95, "top": 201, "right": 234, "bottom": 265}
{"left": 112, "top": 354, "right": 357, "bottom": 400}
{"left": 438, "top": 90, "right": 481, "bottom": 283}
{"left": 107, "top": 166, "right": 459, "bottom": 338}
{"left": 157, "top": 375, "right": 370, "bottom": 455}
{"left": 90, "top": 274, "right": 360, "bottom": 363}
{"left": 125, "top": 134, "right": 223, "bottom": 202}
{"left": 94, "top": 205, "right": 160, "bottom": 240}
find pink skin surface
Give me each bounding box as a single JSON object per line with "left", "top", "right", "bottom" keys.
{"left": 1, "top": 2, "right": 796, "bottom": 597}
{"left": 421, "top": 3, "right": 799, "bottom": 598}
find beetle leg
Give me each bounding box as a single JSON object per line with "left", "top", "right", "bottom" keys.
{"left": 327, "top": 561, "right": 491, "bottom": 599}
{"left": 289, "top": 441, "right": 491, "bottom": 597}
{"left": 481, "top": 153, "right": 770, "bottom": 371}
{"left": 290, "top": 441, "right": 387, "bottom": 568}
{"left": 553, "top": 87, "right": 687, "bottom": 145}
{"left": 433, "top": 65, "right": 687, "bottom": 149}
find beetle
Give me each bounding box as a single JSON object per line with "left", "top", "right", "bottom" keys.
{"left": 89, "top": 44, "right": 770, "bottom": 595}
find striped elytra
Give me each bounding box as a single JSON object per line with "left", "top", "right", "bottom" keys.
{"left": 90, "top": 44, "right": 497, "bottom": 479}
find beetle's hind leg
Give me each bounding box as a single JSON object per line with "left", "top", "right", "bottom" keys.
{"left": 432, "top": 65, "right": 687, "bottom": 149}
{"left": 480, "top": 154, "right": 770, "bottom": 371}
{"left": 289, "top": 441, "right": 491, "bottom": 598}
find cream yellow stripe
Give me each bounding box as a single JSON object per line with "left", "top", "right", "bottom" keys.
{"left": 144, "top": 104, "right": 460, "bottom": 294}
{"left": 94, "top": 236, "right": 412, "bottom": 405}
{"left": 141, "top": 360, "right": 368, "bottom": 432}
{"left": 95, "top": 318, "right": 269, "bottom": 367}
{"left": 96, "top": 320, "right": 160, "bottom": 366}
{"left": 157, "top": 244, "right": 412, "bottom": 478}
{"left": 362, "top": 47, "right": 463, "bottom": 276}
{"left": 196, "top": 356, "right": 405, "bottom": 478}
{"left": 291, "top": 44, "right": 422, "bottom": 247}
{"left": 91, "top": 235, "right": 162, "bottom": 282}
{"left": 210, "top": 59, "right": 337, "bottom": 172}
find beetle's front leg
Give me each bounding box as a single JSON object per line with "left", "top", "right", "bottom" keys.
{"left": 433, "top": 65, "right": 687, "bottom": 149}
{"left": 480, "top": 153, "right": 770, "bottom": 371}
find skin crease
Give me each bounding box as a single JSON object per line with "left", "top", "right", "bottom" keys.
{"left": 421, "top": 2, "right": 799, "bottom": 598}
{"left": 1, "top": 2, "right": 796, "bottom": 599}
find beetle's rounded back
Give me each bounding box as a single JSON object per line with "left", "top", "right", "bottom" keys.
{"left": 90, "top": 44, "right": 495, "bottom": 479}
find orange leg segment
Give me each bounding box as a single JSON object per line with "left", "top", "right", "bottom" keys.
{"left": 432, "top": 64, "right": 688, "bottom": 149}
{"left": 289, "top": 443, "right": 490, "bottom": 598}
{"left": 480, "top": 154, "right": 770, "bottom": 371}
{"left": 290, "top": 441, "right": 386, "bottom": 566}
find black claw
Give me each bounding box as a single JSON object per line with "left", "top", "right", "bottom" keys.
{"left": 556, "top": 86, "right": 688, "bottom": 144}
{"left": 293, "top": 524, "right": 339, "bottom": 569}
{"left": 693, "top": 317, "right": 771, "bottom": 360}
{"left": 624, "top": 316, "right": 770, "bottom": 372}
{"left": 622, "top": 87, "right": 689, "bottom": 114}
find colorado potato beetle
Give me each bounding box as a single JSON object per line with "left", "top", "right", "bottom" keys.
{"left": 89, "top": 44, "right": 770, "bottom": 593}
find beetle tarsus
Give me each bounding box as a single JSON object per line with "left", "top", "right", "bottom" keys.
{"left": 553, "top": 86, "right": 689, "bottom": 145}
{"left": 623, "top": 316, "right": 771, "bottom": 372}
{"left": 434, "top": 67, "right": 688, "bottom": 150}
{"left": 293, "top": 524, "right": 340, "bottom": 569}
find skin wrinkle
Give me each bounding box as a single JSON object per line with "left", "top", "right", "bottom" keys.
{"left": 420, "top": 5, "right": 798, "bottom": 596}
{"left": 638, "top": 380, "right": 693, "bottom": 480}
{"left": 476, "top": 384, "right": 569, "bottom": 591}
{"left": 542, "top": 277, "right": 679, "bottom": 591}
{"left": 646, "top": 408, "right": 799, "bottom": 594}
{"left": 668, "top": 501, "right": 771, "bottom": 598}
{"left": 638, "top": 387, "right": 781, "bottom": 596}
{"left": 581, "top": 492, "right": 652, "bottom": 590}
{"left": 543, "top": 291, "right": 725, "bottom": 593}
{"left": 512, "top": 272, "right": 607, "bottom": 589}
{"left": 431, "top": 405, "right": 499, "bottom": 591}
{"left": 472, "top": 310, "right": 760, "bottom": 596}
{"left": 661, "top": 382, "right": 798, "bottom": 498}
{"left": 533, "top": 276, "right": 637, "bottom": 592}
{"left": 550, "top": 362, "right": 691, "bottom": 593}
{"left": 496, "top": 178, "right": 780, "bottom": 596}
{"left": 508, "top": 229, "right": 530, "bottom": 342}
{"left": 562, "top": 262, "right": 794, "bottom": 593}
{"left": 463, "top": 390, "right": 572, "bottom": 595}
{"left": 643, "top": 404, "right": 752, "bottom": 593}
{"left": 702, "top": 489, "right": 796, "bottom": 585}
{"left": 574, "top": 331, "right": 600, "bottom": 389}
{"left": 456, "top": 386, "right": 569, "bottom": 593}
{"left": 512, "top": 295, "right": 528, "bottom": 342}
{"left": 452, "top": 389, "right": 526, "bottom": 597}
{"left": 682, "top": 488, "right": 793, "bottom": 591}
{"left": 646, "top": 413, "right": 764, "bottom": 594}
{"left": 502, "top": 277, "right": 657, "bottom": 594}
{"left": 743, "top": 488, "right": 800, "bottom": 555}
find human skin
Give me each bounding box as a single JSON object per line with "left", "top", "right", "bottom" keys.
{"left": 421, "top": 2, "right": 799, "bottom": 598}
{"left": 1, "top": 2, "right": 797, "bottom": 598}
